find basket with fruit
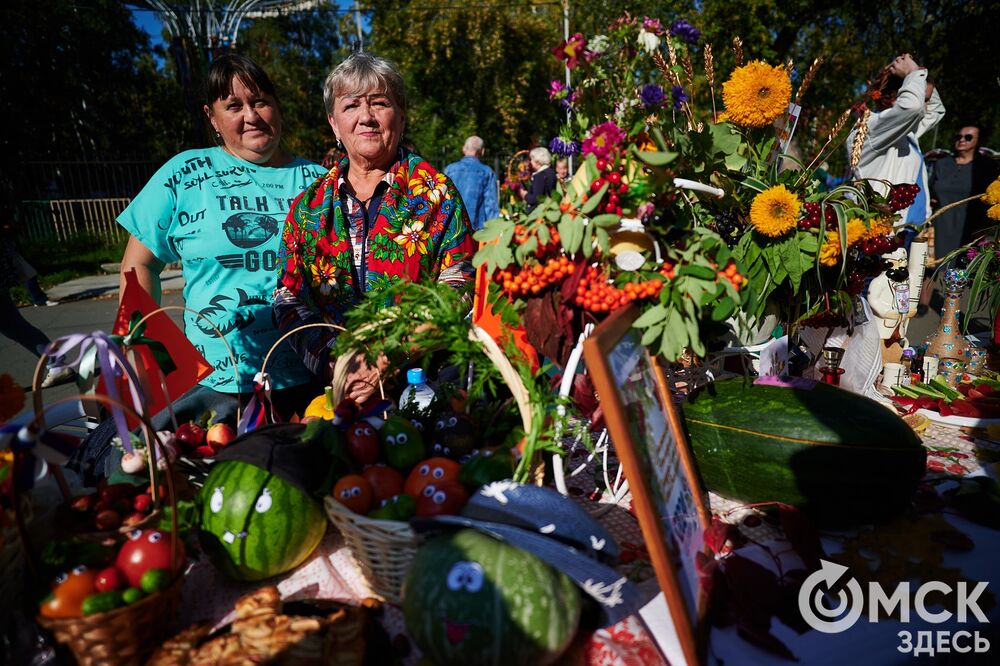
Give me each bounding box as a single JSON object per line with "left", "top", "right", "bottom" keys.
{"left": 22, "top": 395, "right": 187, "bottom": 666}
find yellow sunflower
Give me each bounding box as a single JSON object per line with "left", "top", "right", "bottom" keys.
{"left": 721, "top": 61, "right": 792, "bottom": 128}
{"left": 983, "top": 179, "right": 1000, "bottom": 206}
{"left": 394, "top": 221, "right": 429, "bottom": 257}
{"left": 989, "top": 204, "right": 1000, "bottom": 222}
{"left": 819, "top": 230, "right": 841, "bottom": 267}
{"left": 409, "top": 169, "right": 449, "bottom": 204}
{"left": 749, "top": 184, "right": 801, "bottom": 237}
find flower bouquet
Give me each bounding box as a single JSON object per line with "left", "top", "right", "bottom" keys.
{"left": 476, "top": 13, "right": 917, "bottom": 376}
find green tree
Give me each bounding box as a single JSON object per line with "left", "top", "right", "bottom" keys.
{"left": 0, "top": 0, "right": 186, "bottom": 161}
{"left": 366, "top": 1, "right": 564, "bottom": 165}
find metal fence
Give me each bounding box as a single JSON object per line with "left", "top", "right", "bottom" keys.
{"left": 19, "top": 198, "right": 131, "bottom": 242}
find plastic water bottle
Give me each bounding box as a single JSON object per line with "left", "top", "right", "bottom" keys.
{"left": 399, "top": 368, "right": 436, "bottom": 411}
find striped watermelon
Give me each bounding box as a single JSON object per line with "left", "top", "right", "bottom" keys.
{"left": 402, "top": 529, "right": 580, "bottom": 665}
{"left": 682, "top": 378, "right": 926, "bottom": 523}
{"left": 198, "top": 460, "right": 326, "bottom": 581}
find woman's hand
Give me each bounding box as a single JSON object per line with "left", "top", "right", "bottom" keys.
{"left": 889, "top": 54, "right": 920, "bottom": 78}
{"left": 337, "top": 352, "right": 392, "bottom": 404}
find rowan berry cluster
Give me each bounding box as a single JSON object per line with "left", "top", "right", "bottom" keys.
{"left": 717, "top": 261, "right": 747, "bottom": 291}
{"left": 513, "top": 224, "right": 562, "bottom": 257}
{"left": 496, "top": 256, "right": 574, "bottom": 297}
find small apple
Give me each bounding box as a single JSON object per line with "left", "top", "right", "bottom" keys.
{"left": 205, "top": 423, "right": 235, "bottom": 451}
{"left": 174, "top": 422, "right": 205, "bottom": 450}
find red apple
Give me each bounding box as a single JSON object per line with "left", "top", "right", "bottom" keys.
{"left": 205, "top": 423, "right": 235, "bottom": 451}
{"left": 174, "top": 422, "right": 205, "bottom": 450}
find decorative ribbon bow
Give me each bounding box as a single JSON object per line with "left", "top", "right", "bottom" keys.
{"left": 45, "top": 332, "right": 146, "bottom": 453}
{"left": 110, "top": 311, "right": 177, "bottom": 376}
{"left": 238, "top": 372, "right": 277, "bottom": 436}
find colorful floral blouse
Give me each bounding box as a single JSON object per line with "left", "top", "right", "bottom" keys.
{"left": 273, "top": 150, "right": 475, "bottom": 378}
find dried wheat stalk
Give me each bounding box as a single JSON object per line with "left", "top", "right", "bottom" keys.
{"left": 794, "top": 57, "right": 823, "bottom": 106}
{"left": 732, "top": 37, "right": 744, "bottom": 66}
{"left": 849, "top": 108, "right": 871, "bottom": 171}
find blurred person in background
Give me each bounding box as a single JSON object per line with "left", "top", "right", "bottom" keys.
{"left": 521, "top": 146, "right": 557, "bottom": 212}
{"left": 929, "top": 123, "right": 1000, "bottom": 257}
{"left": 445, "top": 135, "right": 500, "bottom": 231}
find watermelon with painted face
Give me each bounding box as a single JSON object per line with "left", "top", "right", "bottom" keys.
{"left": 402, "top": 528, "right": 581, "bottom": 665}
{"left": 198, "top": 424, "right": 328, "bottom": 581}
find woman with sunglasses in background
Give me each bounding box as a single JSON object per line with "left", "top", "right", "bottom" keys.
{"left": 929, "top": 124, "right": 1000, "bottom": 260}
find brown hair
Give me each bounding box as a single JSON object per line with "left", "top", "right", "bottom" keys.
{"left": 204, "top": 53, "right": 280, "bottom": 106}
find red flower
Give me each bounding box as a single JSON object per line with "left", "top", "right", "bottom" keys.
{"left": 552, "top": 32, "right": 587, "bottom": 69}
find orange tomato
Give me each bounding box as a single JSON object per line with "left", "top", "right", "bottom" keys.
{"left": 40, "top": 566, "right": 99, "bottom": 618}
{"left": 333, "top": 474, "right": 374, "bottom": 515}
{"left": 403, "top": 457, "right": 462, "bottom": 498}
{"left": 361, "top": 465, "right": 405, "bottom": 503}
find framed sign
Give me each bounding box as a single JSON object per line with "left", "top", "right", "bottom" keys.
{"left": 583, "top": 304, "right": 711, "bottom": 665}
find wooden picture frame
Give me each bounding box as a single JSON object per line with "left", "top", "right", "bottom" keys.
{"left": 583, "top": 304, "right": 711, "bottom": 665}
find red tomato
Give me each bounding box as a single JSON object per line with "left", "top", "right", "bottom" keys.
{"left": 206, "top": 423, "right": 236, "bottom": 451}
{"left": 333, "top": 474, "right": 374, "bottom": 514}
{"left": 404, "top": 457, "right": 461, "bottom": 498}
{"left": 115, "top": 528, "right": 184, "bottom": 589}
{"left": 346, "top": 422, "right": 380, "bottom": 465}
{"left": 94, "top": 566, "right": 125, "bottom": 592}
{"left": 361, "top": 465, "right": 405, "bottom": 503}
{"left": 415, "top": 481, "right": 468, "bottom": 517}
{"left": 39, "top": 566, "right": 98, "bottom": 618}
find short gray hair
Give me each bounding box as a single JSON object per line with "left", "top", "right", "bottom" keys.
{"left": 323, "top": 52, "right": 407, "bottom": 116}
{"left": 462, "top": 135, "right": 484, "bottom": 156}
{"left": 529, "top": 146, "right": 552, "bottom": 167}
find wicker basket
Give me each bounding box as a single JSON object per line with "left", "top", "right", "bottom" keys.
{"left": 37, "top": 573, "right": 184, "bottom": 666}
{"left": 316, "top": 324, "right": 536, "bottom": 603}
{"left": 20, "top": 394, "right": 185, "bottom": 666}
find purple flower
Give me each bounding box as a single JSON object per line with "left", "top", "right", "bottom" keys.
{"left": 671, "top": 85, "right": 689, "bottom": 109}
{"left": 642, "top": 17, "right": 664, "bottom": 35}
{"left": 639, "top": 83, "right": 665, "bottom": 109}
{"left": 967, "top": 247, "right": 980, "bottom": 261}
{"left": 549, "top": 136, "right": 581, "bottom": 157}
{"left": 670, "top": 19, "right": 700, "bottom": 45}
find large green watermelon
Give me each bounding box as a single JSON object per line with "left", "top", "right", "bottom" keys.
{"left": 682, "top": 378, "right": 926, "bottom": 523}
{"left": 402, "top": 529, "right": 581, "bottom": 665}
{"left": 199, "top": 460, "right": 326, "bottom": 581}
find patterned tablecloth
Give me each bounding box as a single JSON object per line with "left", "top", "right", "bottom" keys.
{"left": 176, "top": 421, "right": 1000, "bottom": 665}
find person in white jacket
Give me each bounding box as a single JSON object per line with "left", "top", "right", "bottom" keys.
{"left": 849, "top": 54, "right": 946, "bottom": 243}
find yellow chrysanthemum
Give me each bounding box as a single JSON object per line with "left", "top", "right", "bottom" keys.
{"left": 846, "top": 218, "right": 868, "bottom": 246}
{"left": 749, "top": 184, "right": 801, "bottom": 237}
{"left": 989, "top": 204, "right": 1000, "bottom": 222}
{"left": 863, "top": 218, "right": 895, "bottom": 241}
{"left": 819, "top": 230, "right": 841, "bottom": 267}
{"left": 394, "top": 221, "right": 429, "bottom": 257}
{"left": 721, "top": 61, "right": 792, "bottom": 128}
{"left": 983, "top": 179, "right": 1000, "bottom": 206}
{"left": 409, "top": 169, "right": 449, "bottom": 205}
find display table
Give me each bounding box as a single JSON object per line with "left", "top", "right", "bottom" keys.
{"left": 169, "top": 422, "right": 999, "bottom": 665}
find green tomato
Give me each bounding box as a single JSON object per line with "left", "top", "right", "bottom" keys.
{"left": 381, "top": 416, "right": 425, "bottom": 470}
{"left": 368, "top": 493, "right": 417, "bottom": 521}
{"left": 459, "top": 449, "right": 515, "bottom": 488}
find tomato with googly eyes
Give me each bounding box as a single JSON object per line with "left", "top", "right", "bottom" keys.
{"left": 415, "top": 481, "right": 469, "bottom": 517}
{"left": 361, "top": 464, "right": 405, "bottom": 503}
{"left": 380, "top": 416, "right": 425, "bottom": 470}
{"left": 39, "top": 566, "right": 99, "bottom": 618}
{"left": 346, "top": 421, "right": 380, "bottom": 465}
{"left": 115, "top": 528, "right": 184, "bottom": 588}
{"left": 404, "top": 457, "right": 461, "bottom": 497}
{"left": 333, "top": 474, "right": 374, "bottom": 514}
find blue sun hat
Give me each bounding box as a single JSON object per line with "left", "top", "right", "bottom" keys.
{"left": 410, "top": 481, "right": 640, "bottom": 626}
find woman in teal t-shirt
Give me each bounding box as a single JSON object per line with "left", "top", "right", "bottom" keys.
{"left": 115, "top": 54, "right": 326, "bottom": 430}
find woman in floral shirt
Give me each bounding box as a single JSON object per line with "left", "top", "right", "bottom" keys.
{"left": 273, "top": 53, "right": 475, "bottom": 403}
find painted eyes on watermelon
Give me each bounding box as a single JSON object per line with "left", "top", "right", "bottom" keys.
{"left": 255, "top": 489, "right": 273, "bottom": 513}
{"left": 386, "top": 433, "right": 409, "bottom": 446}
{"left": 446, "top": 561, "right": 484, "bottom": 593}
{"left": 210, "top": 487, "right": 225, "bottom": 513}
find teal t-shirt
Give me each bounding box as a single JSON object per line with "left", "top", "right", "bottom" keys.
{"left": 118, "top": 147, "right": 327, "bottom": 392}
